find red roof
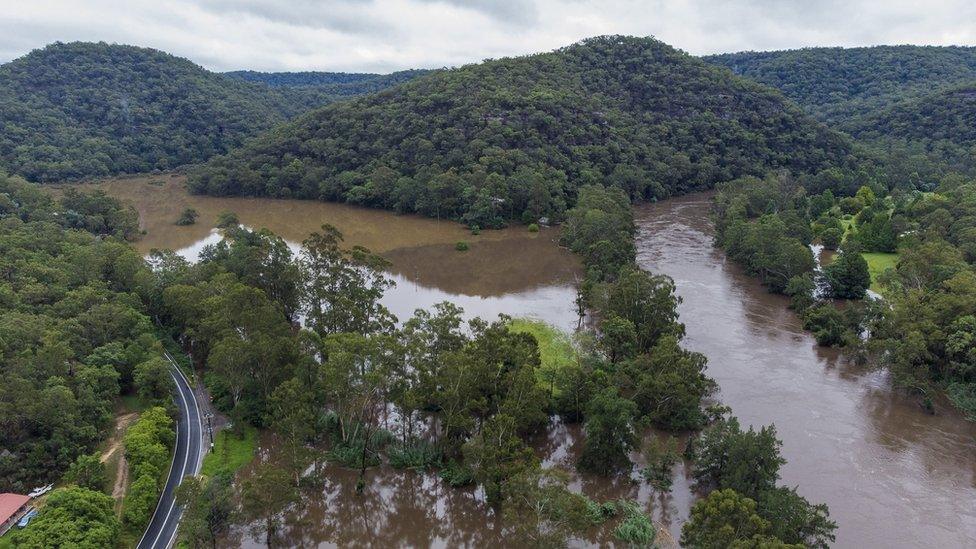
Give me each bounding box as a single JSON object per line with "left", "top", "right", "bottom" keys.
{"left": 0, "top": 493, "right": 30, "bottom": 523}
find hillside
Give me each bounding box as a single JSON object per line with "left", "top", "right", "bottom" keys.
{"left": 225, "top": 69, "right": 430, "bottom": 95}
{"left": 189, "top": 36, "right": 856, "bottom": 227}
{"left": 845, "top": 82, "right": 976, "bottom": 174}
{"left": 704, "top": 45, "right": 976, "bottom": 125}
{"left": 0, "top": 43, "right": 416, "bottom": 182}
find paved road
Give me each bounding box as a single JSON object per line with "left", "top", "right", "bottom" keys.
{"left": 136, "top": 352, "right": 204, "bottom": 549}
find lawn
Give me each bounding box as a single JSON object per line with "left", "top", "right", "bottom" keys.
{"left": 862, "top": 252, "right": 899, "bottom": 292}
{"left": 200, "top": 426, "right": 258, "bottom": 478}
{"left": 509, "top": 318, "right": 576, "bottom": 395}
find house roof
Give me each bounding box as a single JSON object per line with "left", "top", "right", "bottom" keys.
{"left": 0, "top": 493, "right": 30, "bottom": 524}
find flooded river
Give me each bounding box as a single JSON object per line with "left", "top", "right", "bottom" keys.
{"left": 90, "top": 175, "right": 582, "bottom": 332}
{"left": 635, "top": 194, "right": 976, "bottom": 548}
{"left": 96, "top": 178, "right": 976, "bottom": 547}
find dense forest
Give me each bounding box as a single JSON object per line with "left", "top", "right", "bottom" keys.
{"left": 225, "top": 69, "right": 430, "bottom": 94}
{"left": 705, "top": 46, "right": 976, "bottom": 180}
{"left": 189, "top": 36, "right": 857, "bottom": 225}
{"left": 704, "top": 45, "right": 976, "bottom": 124}
{"left": 0, "top": 172, "right": 175, "bottom": 494}
{"left": 843, "top": 82, "right": 976, "bottom": 176}
{"left": 0, "top": 42, "right": 415, "bottom": 183}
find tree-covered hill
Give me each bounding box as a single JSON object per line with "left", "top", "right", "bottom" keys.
{"left": 844, "top": 82, "right": 976, "bottom": 175}
{"left": 189, "top": 36, "right": 856, "bottom": 227}
{"left": 704, "top": 45, "right": 976, "bottom": 125}
{"left": 224, "top": 69, "right": 430, "bottom": 95}
{"left": 0, "top": 42, "right": 416, "bottom": 183}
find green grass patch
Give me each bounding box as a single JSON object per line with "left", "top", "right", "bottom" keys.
{"left": 862, "top": 252, "right": 899, "bottom": 292}
{"left": 200, "top": 427, "right": 258, "bottom": 478}
{"left": 509, "top": 318, "right": 576, "bottom": 395}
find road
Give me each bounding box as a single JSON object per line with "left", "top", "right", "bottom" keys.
{"left": 136, "top": 352, "right": 204, "bottom": 549}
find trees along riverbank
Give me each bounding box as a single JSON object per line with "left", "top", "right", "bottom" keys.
{"left": 144, "top": 182, "right": 831, "bottom": 546}
{"left": 713, "top": 170, "right": 976, "bottom": 419}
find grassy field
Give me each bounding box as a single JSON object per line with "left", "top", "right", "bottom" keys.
{"left": 201, "top": 427, "right": 258, "bottom": 478}
{"left": 509, "top": 318, "right": 576, "bottom": 395}
{"left": 862, "top": 252, "right": 899, "bottom": 292}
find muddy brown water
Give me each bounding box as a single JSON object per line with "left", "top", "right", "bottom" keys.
{"left": 93, "top": 179, "right": 976, "bottom": 547}
{"left": 635, "top": 194, "right": 976, "bottom": 548}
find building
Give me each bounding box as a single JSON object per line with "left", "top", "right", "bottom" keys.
{"left": 0, "top": 493, "right": 31, "bottom": 536}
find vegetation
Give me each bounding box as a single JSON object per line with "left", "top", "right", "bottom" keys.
{"left": 176, "top": 473, "right": 235, "bottom": 549}
{"left": 0, "top": 42, "right": 416, "bottom": 182}
{"left": 705, "top": 45, "right": 976, "bottom": 181}
{"left": 63, "top": 453, "right": 108, "bottom": 492}
{"left": 8, "top": 486, "right": 121, "bottom": 548}
{"left": 870, "top": 180, "right": 976, "bottom": 417}
{"left": 122, "top": 407, "right": 175, "bottom": 531}
{"left": 200, "top": 427, "right": 259, "bottom": 478}
{"left": 0, "top": 172, "right": 170, "bottom": 492}
{"left": 224, "top": 68, "right": 429, "bottom": 97}
{"left": 714, "top": 172, "right": 885, "bottom": 347}
{"left": 714, "top": 173, "right": 816, "bottom": 294}
{"left": 176, "top": 207, "right": 199, "bottom": 226}
{"left": 823, "top": 243, "right": 871, "bottom": 299}
{"left": 705, "top": 45, "right": 976, "bottom": 124}
{"left": 686, "top": 416, "right": 836, "bottom": 548}
{"left": 189, "top": 36, "right": 856, "bottom": 223}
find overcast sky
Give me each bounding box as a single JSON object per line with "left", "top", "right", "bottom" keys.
{"left": 3, "top": 0, "right": 975, "bottom": 73}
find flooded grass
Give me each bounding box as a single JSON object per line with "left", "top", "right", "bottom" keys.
{"left": 201, "top": 427, "right": 259, "bottom": 478}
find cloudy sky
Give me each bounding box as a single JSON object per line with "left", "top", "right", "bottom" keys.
{"left": 3, "top": 0, "right": 975, "bottom": 73}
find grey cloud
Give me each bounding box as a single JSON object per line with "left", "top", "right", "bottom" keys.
{"left": 418, "top": 0, "right": 539, "bottom": 26}
{"left": 0, "top": 0, "right": 974, "bottom": 72}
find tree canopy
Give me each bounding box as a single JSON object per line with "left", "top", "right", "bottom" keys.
{"left": 189, "top": 36, "right": 856, "bottom": 223}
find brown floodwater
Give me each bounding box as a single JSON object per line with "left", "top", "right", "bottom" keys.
{"left": 82, "top": 175, "right": 583, "bottom": 332}
{"left": 91, "top": 178, "right": 976, "bottom": 547}
{"left": 634, "top": 194, "right": 976, "bottom": 548}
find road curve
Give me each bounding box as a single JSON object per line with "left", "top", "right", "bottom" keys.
{"left": 136, "top": 352, "right": 204, "bottom": 549}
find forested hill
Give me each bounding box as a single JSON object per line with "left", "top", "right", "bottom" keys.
{"left": 844, "top": 82, "right": 976, "bottom": 171}
{"left": 703, "top": 45, "right": 976, "bottom": 125}
{"left": 189, "top": 36, "right": 856, "bottom": 227}
{"left": 0, "top": 42, "right": 415, "bottom": 183}
{"left": 224, "top": 69, "right": 430, "bottom": 95}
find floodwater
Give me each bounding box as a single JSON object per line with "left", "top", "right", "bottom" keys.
{"left": 635, "top": 194, "right": 976, "bottom": 548}
{"left": 88, "top": 175, "right": 582, "bottom": 332}
{"left": 96, "top": 178, "right": 976, "bottom": 547}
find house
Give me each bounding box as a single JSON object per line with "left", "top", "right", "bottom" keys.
{"left": 0, "top": 493, "right": 31, "bottom": 536}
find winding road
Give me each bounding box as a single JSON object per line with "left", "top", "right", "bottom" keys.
{"left": 136, "top": 351, "right": 204, "bottom": 549}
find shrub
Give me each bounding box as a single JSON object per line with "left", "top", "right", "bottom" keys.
{"left": 215, "top": 210, "right": 239, "bottom": 228}
{"left": 528, "top": 223, "right": 540, "bottom": 232}
{"left": 175, "top": 208, "right": 199, "bottom": 225}
{"left": 455, "top": 241, "right": 469, "bottom": 251}
{"left": 614, "top": 501, "right": 657, "bottom": 546}
{"left": 387, "top": 439, "right": 441, "bottom": 470}
{"left": 123, "top": 473, "right": 159, "bottom": 531}
{"left": 820, "top": 227, "right": 843, "bottom": 249}
{"left": 439, "top": 460, "right": 475, "bottom": 487}
{"left": 64, "top": 453, "right": 107, "bottom": 492}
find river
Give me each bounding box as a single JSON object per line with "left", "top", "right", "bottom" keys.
{"left": 635, "top": 194, "right": 976, "bottom": 548}
{"left": 96, "top": 177, "right": 976, "bottom": 547}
